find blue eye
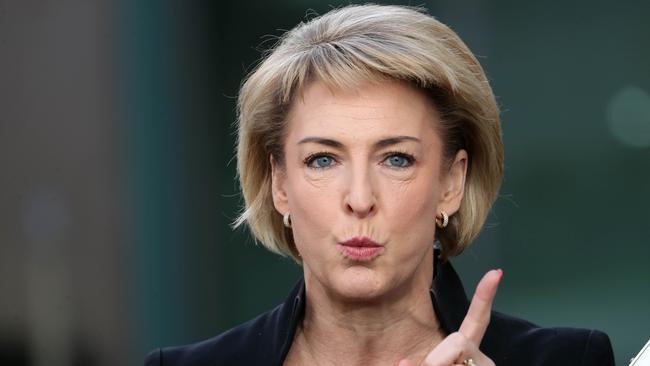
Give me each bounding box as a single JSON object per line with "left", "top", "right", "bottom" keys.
{"left": 384, "top": 153, "right": 413, "bottom": 168}
{"left": 307, "top": 155, "right": 335, "bottom": 169}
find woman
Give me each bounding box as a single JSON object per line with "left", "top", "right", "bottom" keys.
{"left": 145, "top": 4, "right": 615, "bottom": 366}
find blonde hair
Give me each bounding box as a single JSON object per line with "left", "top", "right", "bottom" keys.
{"left": 234, "top": 4, "right": 503, "bottom": 261}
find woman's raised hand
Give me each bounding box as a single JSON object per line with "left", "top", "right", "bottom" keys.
{"left": 398, "top": 269, "right": 503, "bottom": 366}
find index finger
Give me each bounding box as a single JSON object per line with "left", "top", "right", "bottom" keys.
{"left": 458, "top": 269, "right": 503, "bottom": 345}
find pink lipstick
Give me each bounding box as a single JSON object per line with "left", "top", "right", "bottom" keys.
{"left": 337, "top": 237, "right": 384, "bottom": 261}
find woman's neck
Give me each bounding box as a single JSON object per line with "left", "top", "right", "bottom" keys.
{"left": 290, "top": 260, "right": 444, "bottom": 366}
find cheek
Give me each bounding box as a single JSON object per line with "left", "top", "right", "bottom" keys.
{"left": 381, "top": 177, "right": 439, "bottom": 242}
{"left": 389, "top": 174, "right": 437, "bottom": 213}
{"left": 285, "top": 170, "right": 340, "bottom": 252}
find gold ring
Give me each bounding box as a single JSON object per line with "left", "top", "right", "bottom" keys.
{"left": 463, "top": 358, "right": 477, "bottom": 366}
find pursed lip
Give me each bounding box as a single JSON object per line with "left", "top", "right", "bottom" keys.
{"left": 336, "top": 236, "right": 384, "bottom": 261}
{"left": 339, "top": 236, "right": 382, "bottom": 248}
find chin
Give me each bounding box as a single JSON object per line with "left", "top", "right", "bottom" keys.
{"left": 330, "top": 266, "right": 391, "bottom": 302}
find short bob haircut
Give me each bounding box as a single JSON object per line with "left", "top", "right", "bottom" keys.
{"left": 234, "top": 4, "right": 503, "bottom": 262}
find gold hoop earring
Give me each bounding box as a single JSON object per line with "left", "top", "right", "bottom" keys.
{"left": 283, "top": 212, "right": 292, "bottom": 228}
{"left": 435, "top": 211, "right": 449, "bottom": 228}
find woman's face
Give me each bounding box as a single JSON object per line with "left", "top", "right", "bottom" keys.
{"left": 272, "top": 79, "right": 467, "bottom": 302}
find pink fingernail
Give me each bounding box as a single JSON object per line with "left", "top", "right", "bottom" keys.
{"left": 497, "top": 268, "right": 504, "bottom": 279}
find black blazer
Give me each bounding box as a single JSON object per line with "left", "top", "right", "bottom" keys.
{"left": 145, "top": 261, "right": 615, "bottom": 365}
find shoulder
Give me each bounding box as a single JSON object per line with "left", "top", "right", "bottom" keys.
{"left": 483, "top": 311, "right": 615, "bottom": 366}
{"left": 143, "top": 279, "right": 304, "bottom": 366}
{"left": 144, "top": 304, "right": 290, "bottom": 366}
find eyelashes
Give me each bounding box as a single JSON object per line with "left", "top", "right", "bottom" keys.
{"left": 382, "top": 152, "right": 415, "bottom": 168}
{"left": 303, "top": 151, "right": 416, "bottom": 170}
{"left": 303, "top": 152, "right": 337, "bottom": 169}
{"left": 304, "top": 152, "right": 337, "bottom": 169}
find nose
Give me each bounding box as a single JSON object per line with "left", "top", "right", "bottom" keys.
{"left": 343, "top": 165, "right": 377, "bottom": 218}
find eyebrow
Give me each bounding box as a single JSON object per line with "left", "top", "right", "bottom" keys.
{"left": 375, "top": 136, "right": 421, "bottom": 148}
{"left": 297, "top": 135, "right": 421, "bottom": 148}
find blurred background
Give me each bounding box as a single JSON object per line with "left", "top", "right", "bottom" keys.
{"left": 1, "top": 0, "right": 648, "bottom": 365}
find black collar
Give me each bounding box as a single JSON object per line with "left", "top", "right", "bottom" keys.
{"left": 430, "top": 260, "right": 471, "bottom": 334}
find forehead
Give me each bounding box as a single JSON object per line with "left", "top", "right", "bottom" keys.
{"left": 285, "top": 79, "right": 440, "bottom": 140}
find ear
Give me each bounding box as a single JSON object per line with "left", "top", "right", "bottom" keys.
{"left": 270, "top": 155, "right": 289, "bottom": 215}
{"left": 438, "top": 149, "right": 468, "bottom": 216}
